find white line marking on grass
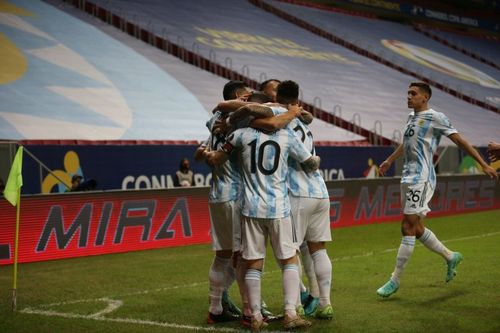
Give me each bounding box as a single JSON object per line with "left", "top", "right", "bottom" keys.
{"left": 20, "top": 307, "right": 288, "bottom": 333}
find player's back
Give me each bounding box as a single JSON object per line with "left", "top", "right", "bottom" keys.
{"left": 271, "top": 106, "right": 328, "bottom": 199}
{"left": 227, "top": 126, "right": 311, "bottom": 218}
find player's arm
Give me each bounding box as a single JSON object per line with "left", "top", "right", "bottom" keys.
{"left": 301, "top": 155, "right": 321, "bottom": 172}
{"left": 298, "top": 109, "right": 314, "bottom": 125}
{"left": 250, "top": 104, "right": 301, "bottom": 132}
{"left": 212, "top": 99, "right": 252, "bottom": 114}
{"left": 206, "top": 131, "right": 242, "bottom": 167}
{"left": 194, "top": 138, "right": 209, "bottom": 162}
{"left": 228, "top": 104, "right": 274, "bottom": 125}
{"left": 205, "top": 150, "right": 229, "bottom": 167}
{"left": 448, "top": 133, "right": 498, "bottom": 179}
{"left": 379, "top": 144, "right": 403, "bottom": 176}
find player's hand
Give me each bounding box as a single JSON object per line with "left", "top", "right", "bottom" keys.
{"left": 287, "top": 103, "right": 301, "bottom": 117}
{"left": 483, "top": 165, "right": 498, "bottom": 180}
{"left": 379, "top": 160, "right": 391, "bottom": 176}
{"left": 238, "top": 91, "right": 252, "bottom": 101}
{"left": 487, "top": 141, "right": 500, "bottom": 162}
{"left": 213, "top": 119, "right": 230, "bottom": 135}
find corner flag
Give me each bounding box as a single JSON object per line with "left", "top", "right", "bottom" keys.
{"left": 5, "top": 146, "right": 23, "bottom": 311}
{"left": 4, "top": 146, "right": 23, "bottom": 206}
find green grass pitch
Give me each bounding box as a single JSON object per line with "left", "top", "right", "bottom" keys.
{"left": 1, "top": 210, "right": 499, "bottom": 333}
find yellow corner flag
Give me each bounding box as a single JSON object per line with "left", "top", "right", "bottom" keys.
{"left": 4, "top": 146, "right": 23, "bottom": 206}
{"left": 5, "top": 146, "right": 23, "bottom": 311}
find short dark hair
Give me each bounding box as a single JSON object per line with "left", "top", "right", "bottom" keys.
{"left": 248, "top": 91, "right": 272, "bottom": 104}
{"left": 223, "top": 81, "right": 247, "bottom": 101}
{"left": 276, "top": 80, "right": 299, "bottom": 104}
{"left": 259, "top": 79, "right": 281, "bottom": 91}
{"left": 409, "top": 82, "right": 432, "bottom": 99}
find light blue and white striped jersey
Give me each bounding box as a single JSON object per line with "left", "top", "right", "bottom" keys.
{"left": 271, "top": 106, "right": 329, "bottom": 199}
{"left": 206, "top": 111, "right": 240, "bottom": 203}
{"left": 401, "top": 109, "right": 458, "bottom": 186}
{"left": 226, "top": 127, "right": 312, "bottom": 218}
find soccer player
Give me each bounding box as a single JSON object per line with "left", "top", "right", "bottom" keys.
{"left": 195, "top": 81, "right": 250, "bottom": 324}
{"left": 228, "top": 81, "right": 328, "bottom": 318}
{"left": 197, "top": 81, "right": 278, "bottom": 325}
{"left": 270, "top": 81, "right": 333, "bottom": 319}
{"left": 376, "top": 82, "right": 498, "bottom": 298}
{"left": 205, "top": 118, "right": 318, "bottom": 331}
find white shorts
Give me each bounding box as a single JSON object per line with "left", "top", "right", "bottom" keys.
{"left": 240, "top": 215, "right": 298, "bottom": 260}
{"left": 290, "top": 196, "right": 332, "bottom": 244}
{"left": 401, "top": 182, "right": 433, "bottom": 218}
{"left": 208, "top": 200, "right": 240, "bottom": 251}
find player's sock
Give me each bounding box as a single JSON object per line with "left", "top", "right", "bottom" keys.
{"left": 283, "top": 264, "right": 300, "bottom": 317}
{"left": 300, "top": 243, "right": 320, "bottom": 298}
{"left": 419, "top": 228, "right": 453, "bottom": 261}
{"left": 245, "top": 269, "right": 263, "bottom": 320}
{"left": 296, "top": 256, "right": 307, "bottom": 307}
{"left": 235, "top": 255, "right": 251, "bottom": 316}
{"left": 224, "top": 260, "right": 236, "bottom": 290}
{"left": 311, "top": 249, "right": 332, "bottom": 308}
{"left": 209, "top": 256, "right": 230, "bottom": 315}
{"left": 391, "top": 236, "right": 415, "bottom": 283}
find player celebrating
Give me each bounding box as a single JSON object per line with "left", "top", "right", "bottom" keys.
{"left": 196, "top": 81, "right": 250, "bottom": 324}
{"left": 376, "top": 82, "right": 498, "bottom": 298}
{"left": 205, "top": 112, "right": 318, "bottom": 331}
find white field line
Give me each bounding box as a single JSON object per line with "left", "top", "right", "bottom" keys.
{"left": 19, "top": 230, "right": 500, "bottom": 331}
{"left": 20, "top": 307, "right": 264, "bottom": 333}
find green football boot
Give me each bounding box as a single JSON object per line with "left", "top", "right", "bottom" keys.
{"left": 222, "top": 291, "right": 242, "bottom": 316}
{"left": 376, "top": 279, "right": 399, "bottom": 298}
{"left": 446, "top": 252, "right": 463, "bottom": 283}
{"left": 314, "top": 304, "right": 333, "bottom": 320}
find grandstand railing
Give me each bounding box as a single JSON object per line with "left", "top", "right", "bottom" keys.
{"left": 250, "top": 0, "right": 500, "bottom": 115}
{"left": 62, "top": 0, "right": 394, "bottom": 146}
{"left": 413, "top": 24, "right": 500, "bottom": 71}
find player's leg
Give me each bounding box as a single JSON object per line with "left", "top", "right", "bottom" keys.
{"left": 300, "top": 242, "right": 320, "bottom": 301}
{"left": 290, "top": 195, "right": 318, "bottom": 314}
{"left": 414, "top": 184, "right": 463, "bottom": 282}
{"left": 376, "top": 213, "right": 418, "bottom": 298}
{"left": 241, "top": 216, "right": 268, "bottom": 331}
{"left": 207, "top": 202, "right": 239, "bottom": 323}
{"left": 377, "top": 184, "right": 421, "bottom": 297}
{"left": 305, "top": 198, "right": 333, "bottom": 319}
{"left": 270, "top": 216, "right": 312, "bottom": 330}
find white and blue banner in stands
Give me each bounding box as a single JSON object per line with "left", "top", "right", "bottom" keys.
{"left": 19, "top": 145, "right": 395, "bottom": 194}
{"left": 0, "top": 0, "right": 209, "bottom": 141}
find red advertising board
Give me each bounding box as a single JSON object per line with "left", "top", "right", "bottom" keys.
{"left": 1, "top": 176, "right": 498, "bottom": 265}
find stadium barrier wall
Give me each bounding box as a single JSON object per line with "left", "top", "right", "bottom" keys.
{"left": 1, "top": 175, "right": 498, "bottom": 265}
{"left": 11, "top": 144, "right": 395, "bottom": 194}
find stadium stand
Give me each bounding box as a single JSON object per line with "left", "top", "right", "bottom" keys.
{"left": 0, "top": 0, "right": 366, "bottom": 143}
{"left": 259, "top": 0, "right": 500, "bottom": 113}
{"left": 413, "top": 24, "right": 500, "bottom": 70}
{"left": 66, "top": 0, "right": 500, "bottom": 145}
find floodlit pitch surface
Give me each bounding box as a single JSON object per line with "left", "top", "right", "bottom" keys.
{"left": 1, "top": 210, "right": 499, "bottom": 333}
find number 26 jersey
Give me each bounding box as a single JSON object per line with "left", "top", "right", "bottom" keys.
{"left": 401, "top": 109, "right": 457, "bottom": 186}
